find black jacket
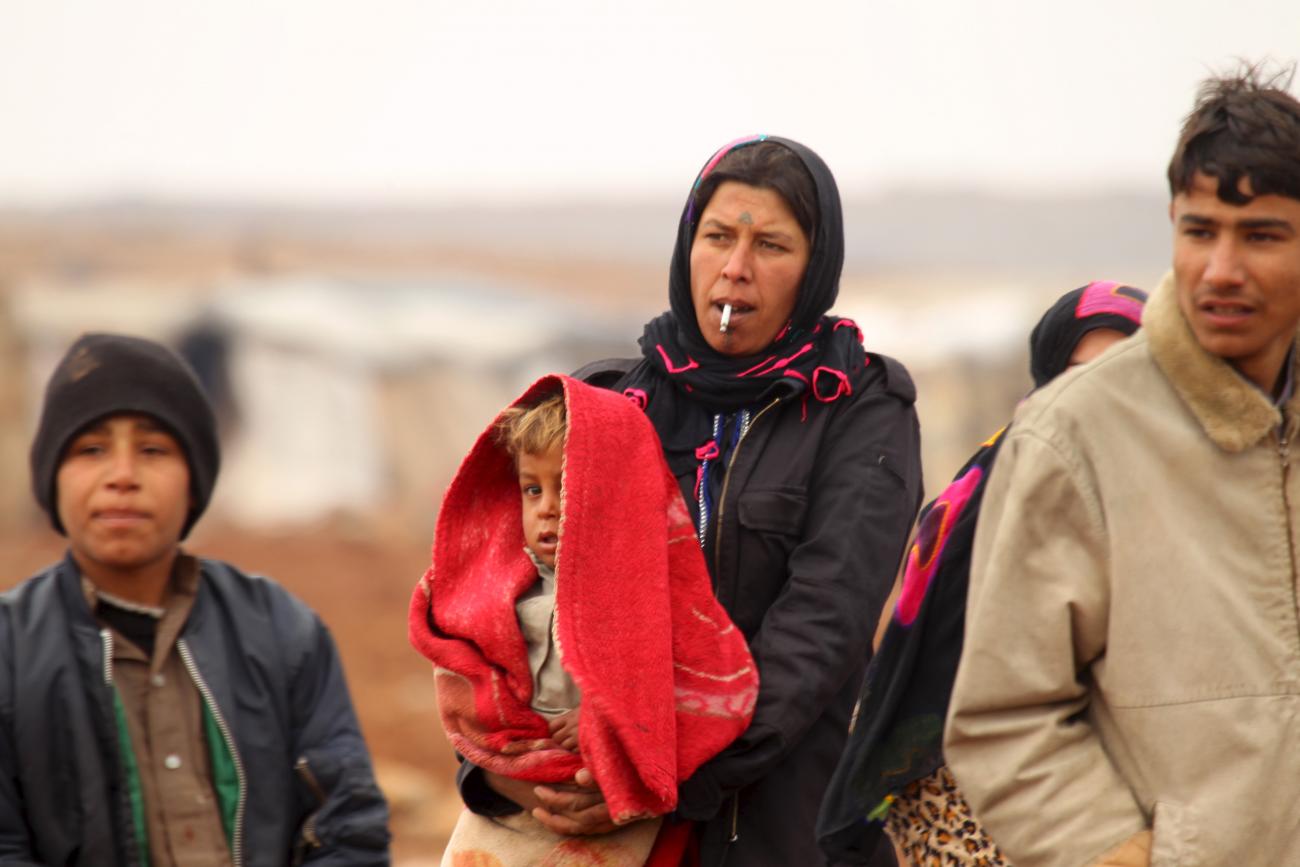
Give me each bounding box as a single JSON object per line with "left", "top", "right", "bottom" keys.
{"left": 0, "top": 555, "right": 390, "bottom": 866}
{"left": 594, "top": 354, "right": 921, "bottom": 866}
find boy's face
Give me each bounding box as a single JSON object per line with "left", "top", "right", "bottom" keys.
{"left": 517, "top": 442, "right": 562, "bottom": 569}
{"left": 56, "top": 413, "right": 192, "bottom": 582}
{"left": 1172, "top": 171, "right": 1300, "bottom": 392}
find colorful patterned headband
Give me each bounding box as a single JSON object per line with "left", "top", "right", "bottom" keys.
{"left": 684, "top": 134, "right": 769, "bottom": 224}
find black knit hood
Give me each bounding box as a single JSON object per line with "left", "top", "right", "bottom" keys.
{"left": 30, "top": 332, "right": 220, "bottom": 539}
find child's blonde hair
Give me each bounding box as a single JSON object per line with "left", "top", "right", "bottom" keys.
{"left": 494, "top": 392, "right": 567, "bottom": 459}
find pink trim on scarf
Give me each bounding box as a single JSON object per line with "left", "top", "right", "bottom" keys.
{"left": 656, "top": 344, "right": 701, "bottom": 375}
{"left": 833, "top": 318, "right": 864, "bottom": 343}
{"left": 738, "top": 342, "right": 814, "bottom": 378}
{"left": 783, "top": 370, "right": 813, "bottom": 422}
{"left": 1075, "top": 280, "right": 1144, "bottom": 323}
{"left": 623, "top": 388, "right": 649, "bottom": 410}
{"left": 694, "top": 440, "right": 720, "bottom": 499}
{"left": 811, "top": 366, "right": 852, "bottom": 402}
{"left": 698, "top": 134, "right": 767, "bottom": 182}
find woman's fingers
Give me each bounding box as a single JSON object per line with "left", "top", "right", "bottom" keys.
{"left": 531, "top": 801, "right": 617, "bottom": 836}
{"left": 531, "top": 775, "right": 616, "bottom": 836}
{"left": 534, "top": 783, "right": 603, "bottom": 812}
{"left": 482, "top": 769, "right": 544, "bottom": 812}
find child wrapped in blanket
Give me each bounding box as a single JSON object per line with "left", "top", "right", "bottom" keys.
{"left": 410, "top": 374, "right": 759, "bottom": 866}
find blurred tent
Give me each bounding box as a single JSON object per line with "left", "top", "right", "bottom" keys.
{"left": 7, "top": 276, "right": 635, "bottom": 532}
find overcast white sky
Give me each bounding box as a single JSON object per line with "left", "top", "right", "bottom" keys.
{"left": 1, "top": 0, "right": 1296, "bottom": 205}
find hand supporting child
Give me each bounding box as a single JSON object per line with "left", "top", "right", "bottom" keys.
{"left": 536, "top": 709, "right": 621, "bottom": 835}
{"left": 548, "top": 707, "right": 580, "bottom": 752}
{"left": 481, "top": 766, "right": 619, "bottom": 836}
{"left": 533, "top": 768, "right": 618, "bottom": 835}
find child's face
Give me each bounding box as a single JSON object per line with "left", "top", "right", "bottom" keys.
{"left": 517, "top": 442, "right": 563, "bottom": 569}
{"left": 56, "top": 413, "right": 192, "bottom": 580}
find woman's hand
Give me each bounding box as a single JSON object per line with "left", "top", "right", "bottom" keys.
{"left": 483, "top": 766, "right": 616, "bottom": 835}
{"left": 532, "top": 768, "right": 618, "bottom": 836}
{"left": 481, "top": 769, "right": 546, "bottom": 813}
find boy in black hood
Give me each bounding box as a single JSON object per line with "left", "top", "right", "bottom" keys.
{"left": 3, "top": 332, "right": 391, "bottom": 866}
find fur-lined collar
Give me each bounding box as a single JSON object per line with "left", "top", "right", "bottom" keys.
{"left": 1144, "top": 271, "right": 1299, "bottom": 452}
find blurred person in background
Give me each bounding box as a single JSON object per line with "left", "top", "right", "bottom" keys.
{"left": 944, "top": 64, "right": 1300, "bottom": 866}
{"left": 454, "top": 135, "right": 924, "bottom": 866}
{"left": 817, "top": 280, "right": 1147, "bottom": 866}
{"left": 0, "top": 333, "right": 390, "bottom": 866}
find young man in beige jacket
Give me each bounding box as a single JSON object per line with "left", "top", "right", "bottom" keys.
{"left": 944, "top": 65, "right": 1300, "bottom": 867}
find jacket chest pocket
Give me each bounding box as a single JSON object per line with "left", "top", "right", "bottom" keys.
{"left": 732, "top": 489, "right": 808, "bottom": 629}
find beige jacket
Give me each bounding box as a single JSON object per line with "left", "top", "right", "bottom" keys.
{"left": 945, "top": 272, "right": 1300, "bottom": 867}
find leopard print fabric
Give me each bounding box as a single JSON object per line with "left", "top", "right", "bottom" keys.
{"left": 883, "top": 764, "right": 1012, "bottom": 866}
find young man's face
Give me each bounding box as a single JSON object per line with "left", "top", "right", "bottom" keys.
{"left": 517, "top": 443, "right": 562, "bottom": 569}
{"left": 56, "top": 413, "right": 191, "bottom": 583}
{"left": 1172, "top": 171, "right": 1300, "bottom": 392}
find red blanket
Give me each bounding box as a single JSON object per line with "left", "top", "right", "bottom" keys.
{"left": 409, "top": 374, "right": 758, "bottom": 823}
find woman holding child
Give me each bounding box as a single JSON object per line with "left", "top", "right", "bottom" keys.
{"left": 434, "top": 135, "right": 924, "bottom": 865}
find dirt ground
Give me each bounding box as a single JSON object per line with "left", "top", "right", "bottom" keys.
{"left": 0, "top": 519, "right": 463, "bottom": 866}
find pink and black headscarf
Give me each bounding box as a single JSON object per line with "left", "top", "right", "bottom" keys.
{"left": 1028, "top": 280, "right": 1148, "bottom": 387}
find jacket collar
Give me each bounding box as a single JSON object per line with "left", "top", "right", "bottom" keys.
{"left": 1144, "top": 271, "right": 1300, "bottom": 452}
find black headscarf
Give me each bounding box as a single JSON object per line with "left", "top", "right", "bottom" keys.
{"left": 623, "top": 135, "right": 865, "bottom": 437}
{"left": 608, "top": 136, "right": 866, "bottom": 559}
{"left": 816, "top": 281, "right": 1146, "bottom": 864}
{"left": 664, "top": 135, "right": 845, "bottom": 362}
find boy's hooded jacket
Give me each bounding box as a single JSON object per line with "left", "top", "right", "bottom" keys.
{"left": 409, "top": 374, "right": 758, "bottom": 824}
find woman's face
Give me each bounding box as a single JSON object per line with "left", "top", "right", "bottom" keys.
{"left": 1068, "top": 327, "right": 1129, "bottom": 368}
{"left": 690, "top": 181, "right": 810, "bottom": 357}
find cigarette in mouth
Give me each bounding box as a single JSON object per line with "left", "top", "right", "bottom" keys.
{"left": 720, "top": 303, "right": 733, "bottom": 334}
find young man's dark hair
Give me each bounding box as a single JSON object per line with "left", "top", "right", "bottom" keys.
{"left": 1, "top": 332, "right": 390, "bottom": 866}
{"left": 1167, "top": 60, "right": 1300, "bottom": 204}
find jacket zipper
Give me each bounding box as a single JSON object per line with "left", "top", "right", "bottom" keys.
{"left": 100, "top": 628, "right": 115, "bottom": 686}
{"left": 707, "top": 396, "right": 781, "bottom": 854}
{"left": 1280, "top": 421, "right": 1299, "bottom": 643}
{"left": 101, "top": 629, "right": 148, "bottom": 867}
{"left": 177, "top": 639, "right": 247, "bottom": 867}
{"left": 294, "top": 755, "right": 326, "bottom": 856}
{"left": 711, "top": 397, "right": 782, "bottom": 576}
{"left": 710, "top": 795, "right": 739, "bottom": 867}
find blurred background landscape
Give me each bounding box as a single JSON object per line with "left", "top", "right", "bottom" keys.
{"left": 1, "top": 0, "right": 1294, "bottom": 861}
{"left": 0, "top": 189, "right": 1170, "bottom": 862}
